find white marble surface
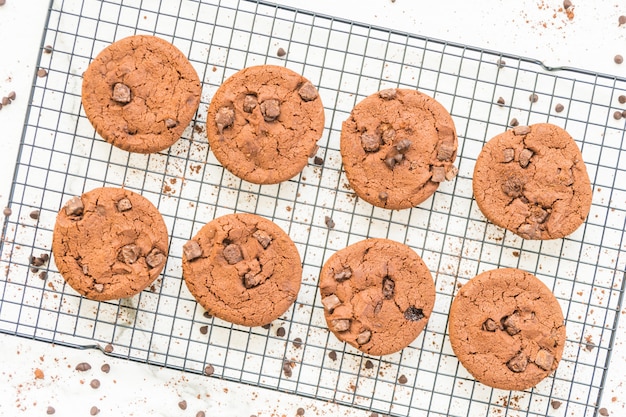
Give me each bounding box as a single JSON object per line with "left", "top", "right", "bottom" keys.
{"left": 1, "top": 0, "right": 625, "bottom": 416}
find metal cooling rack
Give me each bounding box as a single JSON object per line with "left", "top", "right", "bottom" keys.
{"left": 1, "top": 0, "right": 625, "bottom": 416}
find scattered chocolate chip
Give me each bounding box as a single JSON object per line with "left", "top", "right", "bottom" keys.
{"left": 111, "top": 82, "right": 131, "bottom": 103}
{"left": 38, "top": 271, "right": 48, "bottom": 280}
{"left": 356, "top": 330, "right": 371, "bottom": 345}
{"left": 260, "top": 99, "right": 281, "bottom": 121}
{"left": 512, "top": 125, "right": 531, "bottom": 135}
{"left": 497, "top": 97, "right": 505, "bottom": 107}
{"left": 404, "top": 306, "right": 424, "bottom": 321}
{"left": 282, "top": 360, "right": 293, "bottom": 377}
{"left": 620, "top": 15, "right": 626, "bottom": 26}
{"left": 44, "top": 45, "right": 53, "bottom": 54}
{"left": 365, "top": 360, "right": 374, "bottom": 369}
{"left": 331, "top": 319, "right": 350, "bottom": 332}
{"left": 90, "top": 406, "right": 100, "bottom": 415}
{"left": 46, "top": 406, "right": 55, "bottom": 415}
{"left": 534, "top": 349, "right": 555, "bottom": 371}
{"left": 277, "top": 47, "right": 286, "bottom": 57}
{"left": 243, "top": 94, "right": 258, "bottom": 113}
{"left": 183, "top": 240, "right": 203, "bottom": 261}
{"left": 382, "top": 277, "right": 395, "bottom": 299}
{"left": 205, "top": 364, "right": 215, "bottom": 375}
{"left": 510, "top": 118, "right": 519, "bottom": 127}
{"left": 215, "top": 106, "right": 235, "bottom": 133}
{"left": 90, "top": 379, "right": 100, "bottom": 389}
{"left": 164, "top": 118, "right": 177, "bottom": 128}
{"left": 145, "top": 248, "right": 165, "bottom": 268}
{"left": 37, "top": 68, "right": 48, "bottom": 78}
{"left": 276, "top": 326, "right": 286, "bottom": 337}
{"left": 30, "top": 256, "right": 45, "bottom": 267}
{"left": 431, "top": 166, "right": 446, "bottom": 183}
{"left": 119, "top": 244, "right": 140, "bottom": 264}
{"left": 379, "top": 88, "right": 397, "bottom": 99}
{"left": 321, "top": 294, "right": 341, "bottom": 312}
{"left": 223, "top": 244, "right": 243, "bottom": 264}
{"left": 261, "top": 323, "right": 271, "bottom": 330}
{"left": 361, "top": 132, "right": 381, "bottom": 152}
{"left": 615, "top": 54, "right": 624, "bottom": 64}
{"left": 398, "top": 375, "right": 408, "bottom": 384}
{"left": 482, "top": 318, "right": 498, "bottom": 332}
{"left": 328, "top": 351, "right": 337, "bottom": 361}
{"left": 555, "top": 103, "right": 565, "bottom": 113}
{"left": 298, "top": 82, "right": 318, "bottom": 101}
{"left": 203, "top": 311, "right": 212, "bottom": 319}
{"left": 29, "top": 210, "right": 40, "bottom": 220}
{"left": 8, "top": 91, "right": 16, "bottom": 101}
{"left": 563, "top": 0, "right": 572, "bottom": 9}
{"left": 75, "top": 362, "right": 91, "bottom": 371}
{"left": 100, "top": 363, "right": 110, "bottom": 373}
{"left": 519, "top": 148, "right": 533, "bottom": 168}
{"left": 292, "top": 337, "right": 303, "bottom": 348}
{"left": 614, "top": 110, "right": 623, "bottom": 120}
{"left": 507, "top": 352, "right": 528, "bottom": 373}
{"left": 3, "top": 207, "right": 11, "bottom": 217}
{"left": 1, "top": 97, "right": 9, "bottom": 106}
{"left": 296, "top": 407, "right": 305, "bottom": 416}
{"left": 324, "top": 216, "right": 335, "bottom": 229}
{"left": 620, "top": 95, "right": 626, "bottom": 104}
{"left": 199, "top": 325, "right": 208, "bottom": 335}
{"left": 30, "top": 267, "right": 39, "bottom": 273}
{"left": 550, "top": 400, "right": 562, "bottom": 410}
{"left": 622, "top": 110, "right": 626, "bottom": 118}
{"left": 178, "top": 400, "right": 187, "bottom": 410}
{"left": 599, "top": 407, "right": 609, "bottom": 416}
{"left": 529, "top": 93, "right": 539, "bottom": 103}
{"left": 497, "top": 58, "right": 506, "bottom": 68}
{"left": 196, "top": 412, "right": 206, "bottom": 417}
{"left": 104, "top": 343, "right": 113, "bottom": 353}
{"left": 313, "top": 156, "right": 324, "bottom": 165}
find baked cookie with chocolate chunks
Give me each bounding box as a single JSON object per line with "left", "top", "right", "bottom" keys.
{"left": 52, "top": 187, "right": 169, "bottom": 300}
{"left": 473, "top": 123, "right": 592, "bottom": 239}
{"left": 448, "top": 268, "right": 566, "bottom": 391}
{"left": 82, "top": 35, "right": 201, "bottom": 153}
{"left": 182, "top": 213, "right": 302, "bottom": 327}
{"left": 206, "top": 65, "right": 325, "bottom": 184}
{"left": 319, "top": 238, "right": 435, "bottom": 356}
{"left": 340, "top": 88, "right": 458, "bottom": 210}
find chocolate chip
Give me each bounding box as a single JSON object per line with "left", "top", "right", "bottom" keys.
{"left": 497, "top": 58, "right": 506, "bottom": 68}
{"left": 622, "top": 110, "right": 626, "bottom": 118}
{"left": 44, "top": 45, "right": 53, "bottom": 54}
{"left": 328, "top": 351, "right": 337, "bottom": 361}
{"left": 384, "top": 149, "right": 402, "bottom": 169}
{"left": 196, "top": 412, "right": 206, "bottom": 417}
{"left": 205, "top": 364, "right": 215, "bottom": 375}
{"left": 3, "top": 207, "right": 11, "bottom": 217}
{"left": 243, "top": 94, "right": 257, "bottom": 113}
{"left": 361, "top": 132, "right": 381, "bottom": 152}
{"left": 555, "top": 103, "right": 565, "bottom": 113}
{"left": 530, "top": 205, "right": 550, "bottom": 223}
{"left": 296, "top": 407, "right": 305, "bottom": 416}
{"left": 497, "top": 97, "right": 505, "bottom": 107}
{"left": 502, "top": 177, "right": 524, "bottom": 198}
{"left": 398, "top": 375, "right": 408, "bottom": 384}
{"left": 30, "top": 256, "right": 45, "bottom": 267}
{"left": 395, "top": 139, "right": 411, "bottom": 153}
{"left": 445, "top": 165, "right": 459, "bottom": 181}
{"left": 331, "top": 319, "right": 350, "bottom": 332}
{"left": 599, "top": 407, "right": 609, "bottom": 416}
{"left": 510, "top": 118, "right": 519, "bottom": 127}
{"left": 321, "top": 294, "right": 341, "bottom": 312}
{"left": 534, "top": 349, "right": 555, "bottom": 371}
{"left": 282, "top": 360, "right": 293, "bottom": 377}
{"left": 119, "top": 244, "right": 140, "bottom": 264}
{"left": 243, "top": 272, "right": 262, "bottom": 289}
{"left": 614, "top": 110, "right": 623, "bottom": 120}
{"left": 112, "top": 82, "right": 131, "bottom": 103}
{"left": 620, "top": 15, "right": 626, "bottom": 26}
{"left": 251, "top": 230, "right": 271, "bottom": 249}
{"left": 29, "top": 210, "right": 40, "bottom": 220}
{"left": 223, "top": 244, "right": 243, "bottom": 264}
{"left": 116, "top": 198, "right": 132, "bottom": 212}
{"left": 379, "top": 89, "right": 397, "bottom": 99}
{"left": 215, "top": 106, "right": 235, "bottom": 132}
{"left": 65, "top": 196, "right": 83, "bottom": 217}
{"left": 94, "top": 283, "right": 104, "bottom": 293}
{"left": 615, "top": 54, "right": 624, "bottom": 64}
{"left": 550, "top": 400, "right": 562, "bottom": 410}
{"left": 90, "top": 406, "right": 100, "bottom": 415}
{"left": 620, "top": 95, "right": 626, "bottom": 104}
{"left": 165, "top": 118, "right": 177, "bottom": 128}
{"left": 431, "top": 166, "right": 446, "bottom": 183}
{"left": 513, "top": 125, "right": 531, "bottom": 135}
{"left": 382, "top": 276, "right": 395, "bottom": 299}
{"left": 276, "top": 326, "right": 286, "bottom": 337}
{"left": 378, "top": 191, "right": 388, "bottom": 201}
{"left": 1, "top": 97, "right": 9, "bottom": 106}
{"left": 356, "top": 330, "right": 371, "bottom": 344}
{"left": 292, "top": 337, "right": 303, "bottom": 348}
{"left": 313, "top": 156, "right": 324, "bottom": 165}
{"left": 277, "top": 47, "right": 286, "bottom": 57}
{"left": 8, "top": 91, "right": 16, "bottom": 101}
{"left": 145, "top": 248, "right": 165, "bottom": 268}
{"left": 503, "top": 148, "right": 515, "bottom": 163}
{"left": 404, "top": 306, "right": 424, "bottom": 321}
{"left": 46, "top": 406, "right": 55, "bottom": 415}
{"left": 178, "top": 400, "right": 187, "bottom": 410}
{"left": 482, "top": 318, "right": 498, "bottom": 332}
{"left": 334, "top": 269, "right": 352, "bottom": 282}
{"left": 183, "top": 240, "right": 203, "bottom": 261}
{"left": 100, "top": 363, "right": 110, "bottom": 373}
{"left": 298, "top": 82, "right": 318, "bottom": 101}
{"left": 75, "top": 362, "right": 91, "bottom": 371}
{"left": 37, "top": 68, "right": 48, "bottom": 78}
{"left": 529, "top": 93, "right": 539, "bottom": 103}
{"left": 364, "top": 360, "right": 374, "bottom": 369}
{"left": 518, "top": 223, "right": 540, "bottom": 239}
{"left": 260, "top": 99, "right": 281, "bottom": 121}
{"left": 90, "top": 379, "right": 100, "bottom": 389}
{"left": 104, "top": 343, "right": 114, "bottom": 353}
{"left": 324, "top": 216, "right": 335, "bottom": 229}
{"left": 563, "top": 0, "right": 572, "bottom": 9}
{"left": 519, "top": 148, "right": 533, "bottom": 168}
{"left": 199, "top": 325, "right": 208, "bottom": 335}
{"left": 506, "top": 352, "right": 528, "bottom": 373}
{"left": 38, "top": 271, "right": 48, "bottom": 280}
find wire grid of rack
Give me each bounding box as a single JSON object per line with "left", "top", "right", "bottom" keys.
{"left": 1, "top": 0, "right": 625, "bottom": 416}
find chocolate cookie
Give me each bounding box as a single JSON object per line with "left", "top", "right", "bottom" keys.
{"left": 448, "top": 268, "right": 566, "bottom": 391}
{"left": 319, "top": 238, "right": 435, "bottom": 356}
{"left": 182, "top": 213, "right": 302, "bottom": 327}
{"left": 82, "top": 35, "right": 201, "bottom": 153}
{"left": 206, "top": 65, "right": 325, "bottom": 184}
{"left": 473, "top": 123, "right": 592, "bottom": 239}
{"left": 52, "top": 187, "right": 169, "bottom": 300}
{"left": 340, "top": 89, "right": 458, "bottom": 210}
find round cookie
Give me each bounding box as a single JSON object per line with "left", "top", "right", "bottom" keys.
{"left": 206, "top": 65, "right": 325, "bottom": 184}
{"left": 473, "top": 123, "right": 592, "bottom": 240}
{"left": 182, "top": 213, "right": 302, "bottom": 327}
{"left": 340, "top": 88, "right": 458, "bottom": 210}
{"left": 82, "top": 35, "right": 201, "bottom": 153}
{"left": 318, "top": 238, "right": 435, "bottom": 356}
{"left": 52, "top": 187, "right": 169, "bottom": 301}
{"left": 448, "top": 268, "right": 566, "bottom": 391}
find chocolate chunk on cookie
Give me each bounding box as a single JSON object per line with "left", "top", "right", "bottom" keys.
{"left": 182, "top": 213, "right": 302, "bottom": 327}
{"left": 448, "top": 268, "right": 566, "bottom": 391}
{"left": 82, "top": 35, "right": 201, "bottom": 153}
{"left": 473, "top": 123, "right": 592, "bottom": 239}
{"left": 318, "top": 238, "right": 435, "bottom": 356}
{"left": 52, "top": 188, "right": 169, "bottom": 300}
{"left": 206, "top": 65, "right": 325, "bottom": 184}
{"left": 340, "top": 89, "right": 458, "bottom": 210}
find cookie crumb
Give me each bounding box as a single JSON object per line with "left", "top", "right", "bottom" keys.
{"left": 34, "top": 368, "right": 44, "bottom": 379}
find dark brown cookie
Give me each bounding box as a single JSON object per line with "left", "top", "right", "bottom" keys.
{"left": 340, "top": 89, "right": 458, "bottom": 210}
{"left": 82, "top": 35, "right": 201, "bottom": 153}
{"left": 206, "top": 65, "right": 325, "bottom": 184}
{"left": 319, "top": 238, "right": 435, "bottom": 356}
{"left": 473, "top": 123, "right": 592, "bottom": 239}
{"left": 448, "top": 268, "right": 566, "bottom": 391}
{"left": 52, "top": 187, "right": 169, "bottom": 300}
{"left": 182, "top": 213, "right": 302, "bottom": 327}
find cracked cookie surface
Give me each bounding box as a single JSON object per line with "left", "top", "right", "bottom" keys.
{"left": 52, "top": 187, "right": 169, "bottom": 300}
{"left": 182, "top": 213, "right": 302, "bottom": 327}
{"left": 319, "top": 238, "right": 435, "bottom": 356}
{"left": 340, "top": 89, "right": 458, "bottom": 210}
{"left": 206, "top": 65, "right": 325, "bottom": 184}
{"left": 473, "top": 123, "right": 592, "bottom": 239}
{"left": 82, "top": 35, "right": 201, "bottom": 153}
{"left": 448, "top": 268, "right": 566, "bottom": 391}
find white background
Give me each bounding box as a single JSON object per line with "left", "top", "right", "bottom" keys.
{"left": 0, "top": 0, "right": 625, "bottom": 416}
